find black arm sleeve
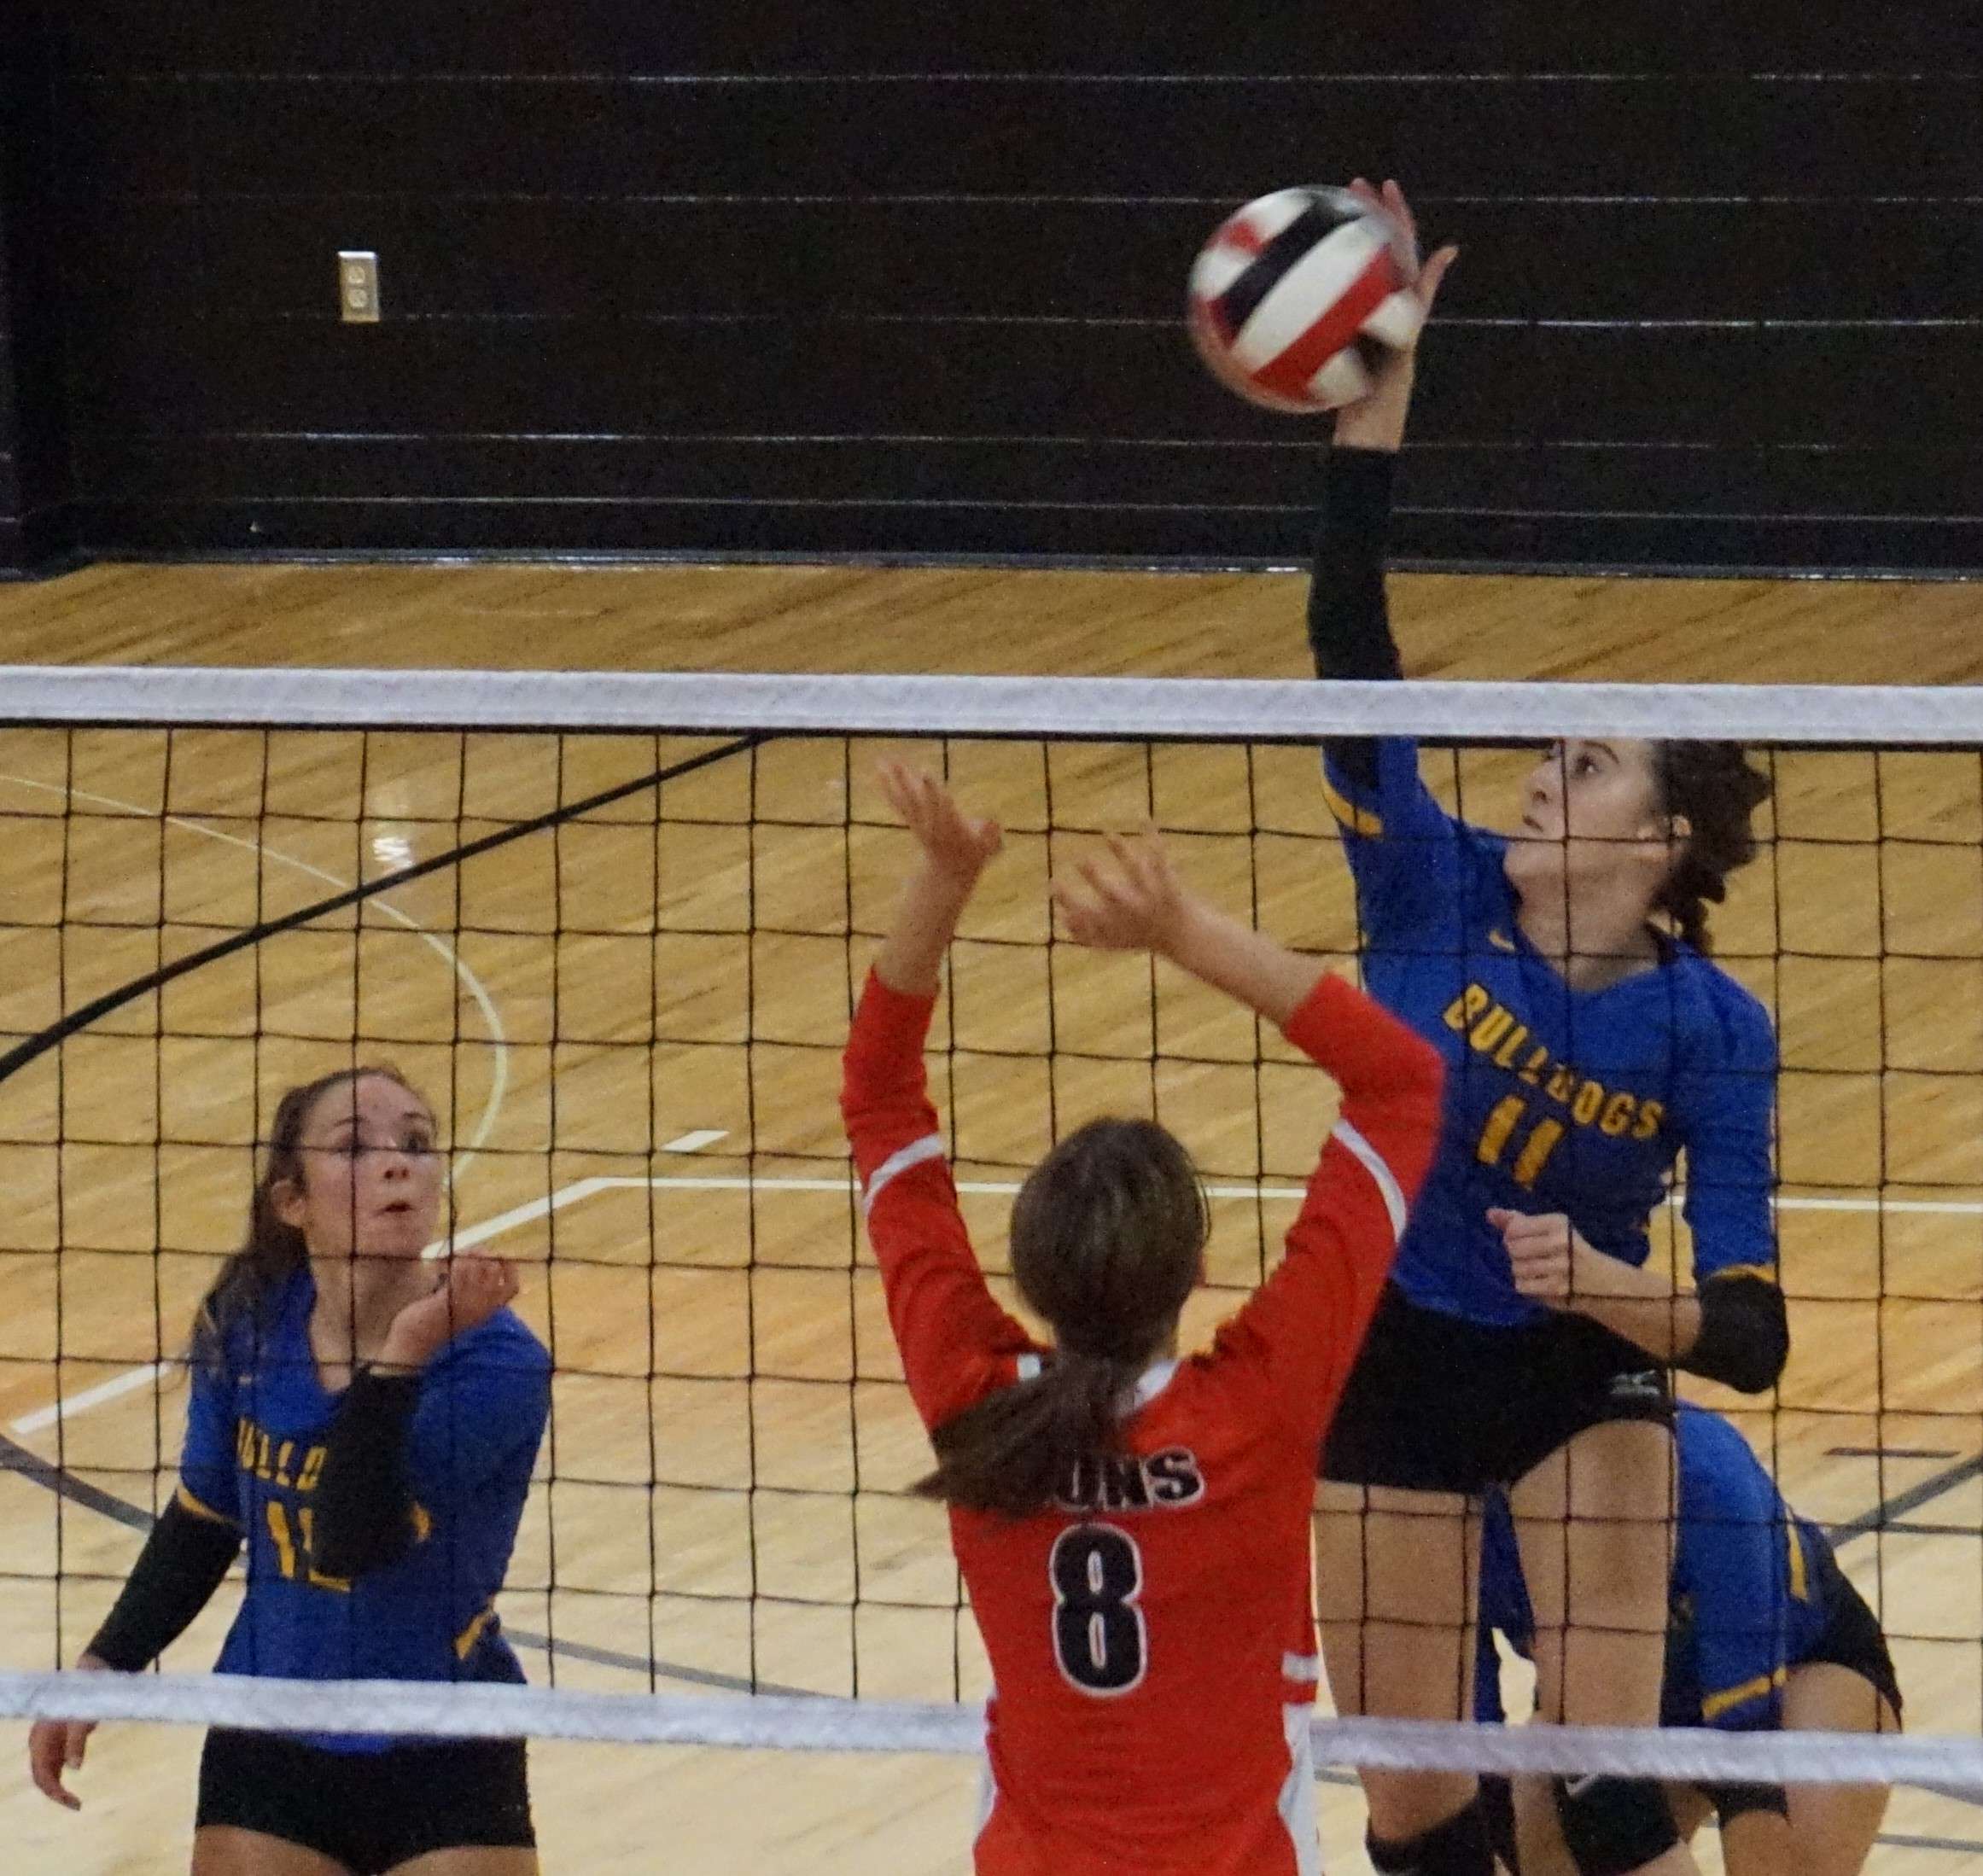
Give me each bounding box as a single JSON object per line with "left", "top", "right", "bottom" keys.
{"left": 88, "top": 1500, "right": 241, "bottom": 1671}
{"left": 1307, "top": 446, "right": 1403, "bottom": 793}
{"left": 309, "top": 1370, "right": 424, "bottom": 1580}
{"left": 1681, "top": 1273, "right": 1790, "bottom": 1394}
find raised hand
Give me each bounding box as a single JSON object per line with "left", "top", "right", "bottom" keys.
{"left": 1333, "top": 177, "right": 1458, "bottom": 452}
{"left": 377, "top": 1253, "right": 520, "bottom": 1372}
{"left": 1053, "top": 829, "right": 1189, "bottom": 956}
{"left": 877, "top": 761, "right": 1003, "bottom": 887}
{"left": 872, "top": 762, "right": 1001, "bottom": 994}
{"left": 1350, "top": 177, "right": 1458, "bottom": 335}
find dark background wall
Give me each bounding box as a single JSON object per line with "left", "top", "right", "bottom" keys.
{"left": 3, "top": 5, "right": 1980, "bottom": 577}
{"left": 1, "top": 4, "right": 73, "bottom": 574}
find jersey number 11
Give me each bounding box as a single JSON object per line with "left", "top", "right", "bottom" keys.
{"left": 1476, "top": 1094, "right": 1564, "bottom": 1189}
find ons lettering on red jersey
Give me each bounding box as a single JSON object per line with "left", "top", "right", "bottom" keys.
{"left": 843, "top": 970, "right": 1442, "bottom": 1875}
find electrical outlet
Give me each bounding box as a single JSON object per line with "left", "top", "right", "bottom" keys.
{"left": 337, "top": 250, "right": 381, "bottom": 323}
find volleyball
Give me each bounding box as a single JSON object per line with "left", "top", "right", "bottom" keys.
{"left": 1187, "top": 186, "right": 1426, "bottom": 412}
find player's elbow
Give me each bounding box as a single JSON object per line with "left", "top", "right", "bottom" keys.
{"left": 1683, "top": 1275, "right": 1788, "bottom": 1394}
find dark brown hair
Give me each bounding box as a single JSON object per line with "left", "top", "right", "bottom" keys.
{"left": 1651, "top": 743, "right": 1774, "bottom": 955}
{"left": 916, "top": 1118, "right": 1209, "bottom": 1518}
{"left": 190, "top": 1064, "right": 424, "bottom": 1370}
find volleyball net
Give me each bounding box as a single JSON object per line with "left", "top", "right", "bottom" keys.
{"left": 4, "top": 666, "right": 1983, "bottom": 1821}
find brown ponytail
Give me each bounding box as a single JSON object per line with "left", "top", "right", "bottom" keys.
{"left": 917, "top": 1118, "right": 1208, "bottom": 1518}
{"left": 190, "top": 1064, "right": 422, "bottom": 1371}
{"left": 1653, "top": 742, "right": 1773, "bottom": 956}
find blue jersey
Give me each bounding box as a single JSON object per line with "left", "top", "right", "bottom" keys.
{"left": 1476, "top": 1406, "right": 1831, "bottom": 1730}
{"left": 178, "top": 1270, "right": 551, "bottom": 1751}
{"left": 1322, "top": 739, "right": 1776, "bottom": 1326}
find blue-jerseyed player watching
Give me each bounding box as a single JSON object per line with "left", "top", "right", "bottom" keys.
{"left": 29, "top": 1066, "right": 551, "bottom": 1876}
{"left": 1474, "top": 1404, "right": 1899, "bottom": 1876}
{"left": 1303, "top": 182, "right": 1788, "bottom": 1876}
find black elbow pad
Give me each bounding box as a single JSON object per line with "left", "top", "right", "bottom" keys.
{"left": 1684, "top": 1274, "right": 1788, "bottom": 1393}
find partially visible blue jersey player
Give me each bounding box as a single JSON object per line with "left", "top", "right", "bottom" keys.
{"left": 28, "top": 1065, "right": 551, "bottom": 1876}
{"left": 1476, "top": 1405, "right": 1899, "bottom": 1876}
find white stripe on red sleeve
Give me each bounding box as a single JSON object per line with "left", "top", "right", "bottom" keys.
{"left": 861, "top": 1133, "right": 946, "bottom": 1216}
{"left": 1327, "top": 1118, "right": 1408, "bottom": 1243}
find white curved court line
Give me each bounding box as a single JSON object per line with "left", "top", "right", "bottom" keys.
{"left": 0, "top": 773, "right": 509, "bottom": 1165}
{"left": 2, "top": 772, "right": 510, "bottom": 1436}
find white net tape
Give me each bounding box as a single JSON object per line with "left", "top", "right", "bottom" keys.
{"left": 0, "top": 1674, "right": 1968, "bottom": 1793}
{"left": 7, "top": 664, "right": 1983, "bottom": 743}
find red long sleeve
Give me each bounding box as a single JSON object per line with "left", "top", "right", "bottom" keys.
{"left": 1211, "top": 973, "right": 1444, "bottom": 1448}
{"left": 842, "top": 973, "right": 1035, "bottom": 1432}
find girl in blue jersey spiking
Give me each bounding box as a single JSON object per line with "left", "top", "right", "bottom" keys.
{"left": 1303, "top": 183, "right": 1786, "bottom": 1876}
{"left": 28, "top": 1065, "right": 551, "bottom": 1876}
{"left": 1473, "top": 1405, "right": 1899, "bottom": 1876}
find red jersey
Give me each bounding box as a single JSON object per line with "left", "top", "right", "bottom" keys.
{"left": 843, "top": 969, "right": 1443, "bottom": 1876}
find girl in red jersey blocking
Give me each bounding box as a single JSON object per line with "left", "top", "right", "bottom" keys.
{"left": 843, "top": 764, "right": 1444, "bottom": 1876}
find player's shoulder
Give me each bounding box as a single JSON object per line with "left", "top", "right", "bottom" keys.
{"left": 1173, "top": 1337, "right": 1286, "bottom": 1437}
{"left": 1665, "top": 950, "right": 1776, "bottom": 1064}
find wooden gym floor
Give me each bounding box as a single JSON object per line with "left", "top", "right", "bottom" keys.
{"left": 0, "top": 555, "right": 1979, "bottom": 1873}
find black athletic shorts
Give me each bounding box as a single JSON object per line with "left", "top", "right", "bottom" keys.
{"left": 1805, "top": 1540, "right": 1904, "bottom": 1721}
{"left": 1321, "top": 1282, "right": 1673, "bottom": 1494}
{"left": 196, "top": 1727, "right": 534, "bottom": 1873}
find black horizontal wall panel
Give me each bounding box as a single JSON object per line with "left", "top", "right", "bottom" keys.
{"left": 0, "top": 2, "right": 74, "bottom": 574}
{"left": 72, "top": 434, "right": 1983, "bottom": 524}
{"left": 26, "top": 9, "right": 1983, "bottom": 574}
{"left": 166, "top": 76, "right": 1976, "bottom": 200}
{"left": 165, "top": 196, "right": 1981, "bottom": 325}
{"left": 61, "top": 317, "right": 1983, "bottom": 452}
{"left": 44, "top": 3, "right": 1983, "bottom": 77}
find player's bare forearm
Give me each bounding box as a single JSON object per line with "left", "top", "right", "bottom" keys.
{"left": 1500, "top": 1213, "right": 1707, "bottom": 1366}
{"left": 1332, "top": 367, "right": 1414, "bottom": 452}
{"left": 1160, "top": 897, "right": 1321, "bottom": 1030}
{"left": 871, "top": 764, "right": 999, "bottom": 996}
{"left": 1569, "top": 1275, "right": 1704, "bottom": 1366}
{"left": 875, "top": 863, "right": 977, "bottom": 998}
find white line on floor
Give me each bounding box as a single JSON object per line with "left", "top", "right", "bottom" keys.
{"left": 9, "top": 1362, "right": 170, "bottom": 1436}
{"left": 662, "top": 1130, "right": 729, "bottom": 1153}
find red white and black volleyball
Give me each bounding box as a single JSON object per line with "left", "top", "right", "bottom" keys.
{"left": 1188, "top": 186, "right": 1424, "bottom": 412}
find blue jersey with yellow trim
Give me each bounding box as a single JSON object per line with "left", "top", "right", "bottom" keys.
{"left": 1323, "top": 739, "right": 1776, "bottom": 1326}
{"left": 178, "top": 1270, "right": 551, "bottom": 1751}
{"left": 1476, "top": 1406, "right": 1831, "bottom": 1730}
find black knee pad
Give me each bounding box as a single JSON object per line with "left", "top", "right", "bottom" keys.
{"left": 1367, "top": 1794, "right": 1495, "bottom": 1876}
{"left": 1553, "top": 1775, "right": 1678, "bottom": 1876}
